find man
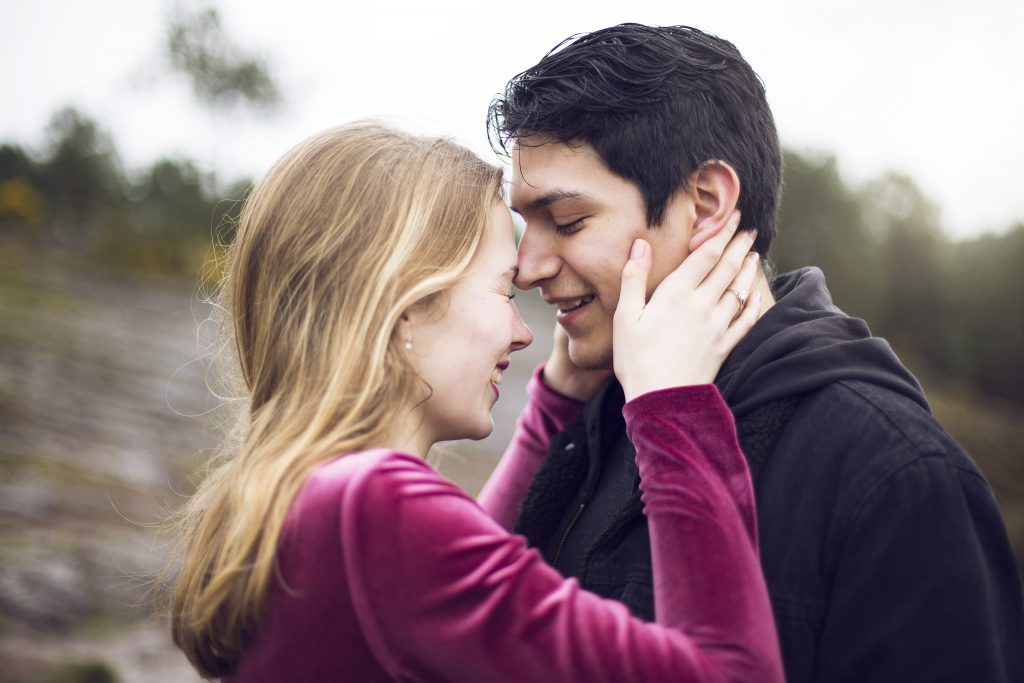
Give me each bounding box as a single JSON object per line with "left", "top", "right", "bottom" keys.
{"left": 488, "top": 24, "right": 1024, "bottom": 682}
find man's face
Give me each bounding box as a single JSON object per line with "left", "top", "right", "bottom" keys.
{"left": 511, "top": 138, "right": 695, "bottom": 370}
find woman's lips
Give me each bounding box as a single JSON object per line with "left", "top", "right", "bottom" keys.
{"left": 490, "top": 362, "right": 508, "bottom": 399}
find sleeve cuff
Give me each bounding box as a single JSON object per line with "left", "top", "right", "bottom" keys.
{"left": 529, "top": 363, "right": 587, "bottom": 410}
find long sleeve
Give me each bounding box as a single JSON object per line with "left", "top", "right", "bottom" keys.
{"left": 625, "top": 386, "right": 781, "bottom": 682}
{"left": 341, "top": 384, "right": 784, "bottom": 683}
{"left": 477, "top": 364, "right": 584, "bottom": 529}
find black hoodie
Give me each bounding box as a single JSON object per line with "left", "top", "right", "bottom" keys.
{"left": 717, "top": 267, "right": 927, "bottom": 416}
{"left": 515, "top": 267, "right": 1024, "bottom": 683}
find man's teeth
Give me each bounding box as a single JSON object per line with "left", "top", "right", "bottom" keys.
{"left": 491, "top": 368, "right": 503, "bottom": 385}
{"left": 557, "top": 295, "right": 594, "bottom": 313}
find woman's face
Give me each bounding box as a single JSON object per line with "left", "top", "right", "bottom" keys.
{"left": 407, "top": 201, "right": 534, "bottom": 444}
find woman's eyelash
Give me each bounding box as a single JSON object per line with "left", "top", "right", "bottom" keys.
{"left": 507, "top": 292, "right": 517, "bottom": 301}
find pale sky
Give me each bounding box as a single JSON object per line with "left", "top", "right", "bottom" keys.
{"left": 5, "top": 0, "right": 1022, "bottom": 238}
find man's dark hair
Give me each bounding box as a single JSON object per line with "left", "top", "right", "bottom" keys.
{"left": 488, "top": 23, "right": 782, "bottom": 254}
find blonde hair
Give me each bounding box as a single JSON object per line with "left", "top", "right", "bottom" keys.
{"left": 168, "top": 122, "right": 503, "bottom": 676}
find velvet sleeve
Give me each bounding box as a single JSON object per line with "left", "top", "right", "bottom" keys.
{"left": 341, "top": 384, "right": 784, "bottom": 683}
{"left": 625, "top": 385, "right": 782, "bottom": 682}
{"left": 477, "top": 364, "right": 585, "bottom": 529}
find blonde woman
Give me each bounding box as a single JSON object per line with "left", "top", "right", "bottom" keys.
{"left": 169, "top": 122, "right": 782, "bottom": 681}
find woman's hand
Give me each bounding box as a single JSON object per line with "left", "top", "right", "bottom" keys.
{"left": 543, "top": 324, "right": 613, "bottom": 402}
{"left": 613, "top": 211, "right": 761, "bottom": 402}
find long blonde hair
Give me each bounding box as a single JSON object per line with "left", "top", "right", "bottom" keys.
{"left": 168, "top": 122, "right": 504, "bottom": 676}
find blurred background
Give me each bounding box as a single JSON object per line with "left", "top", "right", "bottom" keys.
{"left": 1, "top": 1, "right": 1022, "bottom": 680}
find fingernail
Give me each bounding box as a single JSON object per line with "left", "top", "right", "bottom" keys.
{"left": 748, "top": 251, "right": 759, "bottom": 261}
{"left": 630, "top": 239, "right": 646, "bottom": 260}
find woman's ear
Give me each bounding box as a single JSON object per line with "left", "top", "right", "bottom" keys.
{"left": 687, "top": 160, "right": 741, "bottom": 252}
{"left": 397, "top": 312, "right": 414, "bottom": 350}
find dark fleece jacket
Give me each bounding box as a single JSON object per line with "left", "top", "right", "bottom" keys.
{"left": 515, "top": 267, "right": 1024, "bottom": 683}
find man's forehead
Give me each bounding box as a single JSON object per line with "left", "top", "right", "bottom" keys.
{"left": 510, "top": 141, "right": 607, "bottom": 208}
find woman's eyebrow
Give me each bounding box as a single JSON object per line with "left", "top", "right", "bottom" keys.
{"left": 501, "top": 265, "right": 519, "bottom": 281}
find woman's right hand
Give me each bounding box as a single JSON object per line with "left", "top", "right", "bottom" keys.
{"left": 543, "top": 324, "right": 613, "bottom": 402}
{"left": 613, "top": 211, "right": 761, "bottom": 402}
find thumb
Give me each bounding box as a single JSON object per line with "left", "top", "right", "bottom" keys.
{"left": 616, "top": 239, "right": 651, "bottom": 322}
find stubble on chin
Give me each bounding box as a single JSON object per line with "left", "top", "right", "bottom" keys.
{"left": 567, "top": 337, "right": 615, "bottom": 372}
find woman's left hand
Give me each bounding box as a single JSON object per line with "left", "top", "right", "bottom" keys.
{"left": 613, "top": 210, "right": 762, "bottom": 402}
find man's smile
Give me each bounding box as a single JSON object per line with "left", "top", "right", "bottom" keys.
{"left": 553, "top": 295, "right": 595, "bottom": 314}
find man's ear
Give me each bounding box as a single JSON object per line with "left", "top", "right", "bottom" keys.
{"left": 687, "top": 160, "right": 740, "bottom": 253}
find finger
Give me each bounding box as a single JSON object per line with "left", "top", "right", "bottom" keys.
{"left": 720, "top": 291, "right": 762, "bottom": 352}
{"left": 700, "top": 228, "right": 758, "bottom": 300}
{"left": 717, "top": 250, "right": 760, "bottom": 319}
{"left": 615, "top": 239, "right": 651, "bottom": 322}
{"left": 666, "top": 210, "right": 742, "bottom": 290}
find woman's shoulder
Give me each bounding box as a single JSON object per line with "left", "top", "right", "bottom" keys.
{"left": 301, "top": 448, "right": 429, "bottom": 500}
{"left": 292, "top": 449, "right": 468, "bottom": 525}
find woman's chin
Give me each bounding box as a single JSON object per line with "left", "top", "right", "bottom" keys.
{"left": 454, "top": 416, "right": 495, "bottom": 443}
{"left": 466, "top": 417, "right": 495, "bottom": 442}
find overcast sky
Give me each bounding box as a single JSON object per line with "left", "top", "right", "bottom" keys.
{"left": 5, "top": 0, "right": 1022, "bottom": 239}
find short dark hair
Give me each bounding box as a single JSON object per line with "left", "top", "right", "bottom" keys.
{"left": 488, "top": 23, "right": 782, "bottom": 254}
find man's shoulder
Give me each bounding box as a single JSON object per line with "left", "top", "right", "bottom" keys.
{"left": 798, "top": 379, "right": 967, "bottom": 463}
{"left": 766, "top": 379, "right": 985, "bottom": 512}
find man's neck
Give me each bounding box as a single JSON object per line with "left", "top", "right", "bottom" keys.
{"left": 752, "top": 268, "right": 776, "bottom": 319}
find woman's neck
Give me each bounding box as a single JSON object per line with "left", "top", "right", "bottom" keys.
{"left": 382, "top": 409, "right": 433, "bottom": 458}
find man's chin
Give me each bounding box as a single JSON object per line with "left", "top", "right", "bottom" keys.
{"left": 567, "top": 337, "right": 614, "bottom": 372}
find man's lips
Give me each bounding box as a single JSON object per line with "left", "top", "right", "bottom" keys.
{"left": 546, "top": 294, "right": 595, "bottom": 316}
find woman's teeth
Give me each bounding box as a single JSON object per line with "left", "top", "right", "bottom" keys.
{"left": 491, "top": 367, "right": 504, "bottom": 385}
{"left": 557, "top": 295, "right": 594, "bottom": 313}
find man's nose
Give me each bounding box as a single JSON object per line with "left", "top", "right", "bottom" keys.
{"left": 514, "top": 226, "right": 560, "bottom": 290}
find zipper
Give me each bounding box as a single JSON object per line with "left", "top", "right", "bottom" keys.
{"left": 551, "top": 501, "right": 586, "bottom": 566}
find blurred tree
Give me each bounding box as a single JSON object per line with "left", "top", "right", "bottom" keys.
{"left": 166, "top": 2, "right": 280, "bottom": 112}
{"left": 773, "top": 150, "right": 884, "bottom": 323}
{"left": 0, "top": 144, "right": 47, "bottom": 231}
{"left": 947, "top": 225, "right": 1024, "bottom": 402}
{"left": 0, "top": 143, "right": 38, "bottom": 180}
{"left": 36, "top": 107, "right": 122, "bottom": 242}
{"left": 863, "top": 173, "right": 951, "bottom": 371}
{"left": 130, "top": 158, "right": 213, "bottom": 236}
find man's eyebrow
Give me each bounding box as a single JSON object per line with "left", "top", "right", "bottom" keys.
{"left": 511, "top": 189, "right": 586, "bottom": 214}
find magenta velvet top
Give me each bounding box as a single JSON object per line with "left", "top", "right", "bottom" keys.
{"left": 227, "top": 367, "right": 783, "bottom": 682}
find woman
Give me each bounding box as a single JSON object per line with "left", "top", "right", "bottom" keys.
{"left": 168, "top": 122, "right": 781, "bottom": 681}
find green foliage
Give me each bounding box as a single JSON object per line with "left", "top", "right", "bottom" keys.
{"left": 774, "top": 149, "right": 1024, "bottom": 404}
{"left": 774, "top": 151, "right": 883, "bottom": 323}
{"left": 1, "top": 106, "right": 246, "bottom": 276}
{"left": 945, "top": 224, "right": 1024, "bottom": 402}
{"left": 0, "top": 143, "right": 37, "bottom": 180}
{"left": 167, "top": 4, "right": 280, "bottom": 112}
{"left": 0, "top": 145, "right": 48, "bottom": 229}
{"left": 39, "top": 108, "right": 123, "bottom": 223}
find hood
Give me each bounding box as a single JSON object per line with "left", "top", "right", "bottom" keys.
{"left": 715, "top": 267, "right": 929, "bottom": 417}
